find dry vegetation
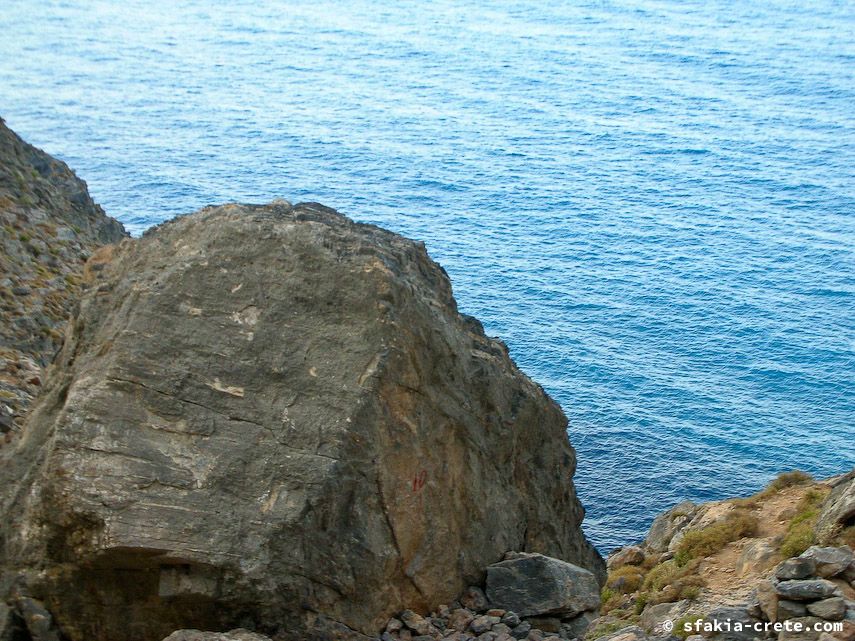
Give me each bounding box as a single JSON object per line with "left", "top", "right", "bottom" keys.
{"left": 600, "top": 470, "right": 834, "bottom": 629}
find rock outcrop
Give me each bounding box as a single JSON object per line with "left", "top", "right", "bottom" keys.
{"left": 590, "top": 472, "right": 855, "bottom": 641}
{"left": 817, "top": 472, "right": 855, "bottom": 546}
{"left": 0, "top": 117, "right": 126, "bottom": 436}
{"left": 0, "top": 201, "right": 604, "bottom": 641}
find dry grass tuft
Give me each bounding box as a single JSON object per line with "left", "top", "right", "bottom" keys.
{"left": 780, "top": 487, "right": 830, "bottom": 558}
{"left": 674, "top": 509, "right": 758, "bottom": 565}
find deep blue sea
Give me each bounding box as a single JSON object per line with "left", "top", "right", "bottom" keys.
{"left": 1, "top": 0, "right": 853, "bottom": 552}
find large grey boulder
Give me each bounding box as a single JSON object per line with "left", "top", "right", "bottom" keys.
{"left": 0, "top": 202, "right": 603, "bottom": 641}
{"left": 485, "top": 552, "right": 600, "bottom": 618}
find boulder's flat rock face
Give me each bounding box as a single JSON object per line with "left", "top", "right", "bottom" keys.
{"left": 0, "top": 202, "right": 603, "bottom": 641}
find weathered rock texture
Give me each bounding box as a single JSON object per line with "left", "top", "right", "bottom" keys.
{"left": 485, "top": 553, "right": 600, "bottom": 618}
{"left": 817, "top": 472, "right": 855, "bottom": 545}
{"left": 0, "top": 117, "right": 126, "bottom": 436}
{"left": 0, "top": 201, "right": 603, "bottom": 641}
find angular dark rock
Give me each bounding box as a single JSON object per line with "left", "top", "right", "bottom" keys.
{"left": 500, "top": 612, "right": 520, "bottom": 628}
{"left": 485, "top": 553, "right": 600, "bottom": 618}
{"left": 776, "top": 557, "right": 817, "bottom": 581}
{"left": 776, "top": 579, "right": 838, "bottom": 601}
{"left": 509, "top": 621, "right": 530, "bottom": 639}
{"left": 0, "top": 202, "right": 602, "bottom": 641}
{"left": 776, "top": 599, "right": 807, "bottom": 620}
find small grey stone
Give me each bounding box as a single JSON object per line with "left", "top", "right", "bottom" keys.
{"left": 401, "top": 610, "right": 437, "bottom": 636}
{"left": 449, "top": 609, "right": 475, "bottom": 632}
{"left": 510, "top": 621, "right": 531, "bottom": 639}
{"left": 501, "top": 612, "right": 521, "bottom": 627}
{"left": 776, "top": 599, "right": 807, "bottom": 620}
{"left": 470, "top": 616, "right": 494, "bottom": 635}
{"left": 461, "top": 587, "right": 491, "bottom": 613}
{"left": 807, "top": 597, "right": 846, "bottom": 621}
{"left": 431, "top": 617, "right": 448, "bottom": 631}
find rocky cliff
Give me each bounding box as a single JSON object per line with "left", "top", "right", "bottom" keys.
{"left": 0, "top": 117, "right": 126, "bottom": 437}
{"left": 590, "top": 471, "right": 855, "bottom": 641}
{"left": 0, "top": 188, "right": 604, "bottom": 641}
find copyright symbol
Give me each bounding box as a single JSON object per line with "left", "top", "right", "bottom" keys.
{"left": 662, "top": 620, "right": 674, "bottom": 633}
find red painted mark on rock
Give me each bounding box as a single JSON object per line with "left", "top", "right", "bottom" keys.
{"left": 412, "top": 470, "right": 427, "bottom": 493}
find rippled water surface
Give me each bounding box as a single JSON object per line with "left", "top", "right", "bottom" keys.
{"left": 2, "top": 0, "right": 854, "bottom": 551}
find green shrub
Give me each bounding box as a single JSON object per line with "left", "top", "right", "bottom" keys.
{"left": 601, "top": 586, "right": 616, "bottom": 603}
{"left": 643, "top": 560, "right": 680, "bottom": 592}
{"left": 780, "top": 488, "right": 828, "bottom": 557}
{"left": 674, "top": 510, "right": 758, "bottom": 565}
{"left": 607, "top": 564, "right": 646, "bottom": 593}
{"left": 634, "top": 592, "right": 648, "bottom": 615}
{"left": 587, "top": 620, "right": 626, "bottom": 639}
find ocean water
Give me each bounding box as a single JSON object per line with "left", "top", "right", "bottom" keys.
{"left": 1, "top": 0, "right": 853, "bottom": 552}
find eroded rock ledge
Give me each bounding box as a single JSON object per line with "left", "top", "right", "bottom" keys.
{"left": 0, "top": 197, "right": 604, "bottom": 641}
